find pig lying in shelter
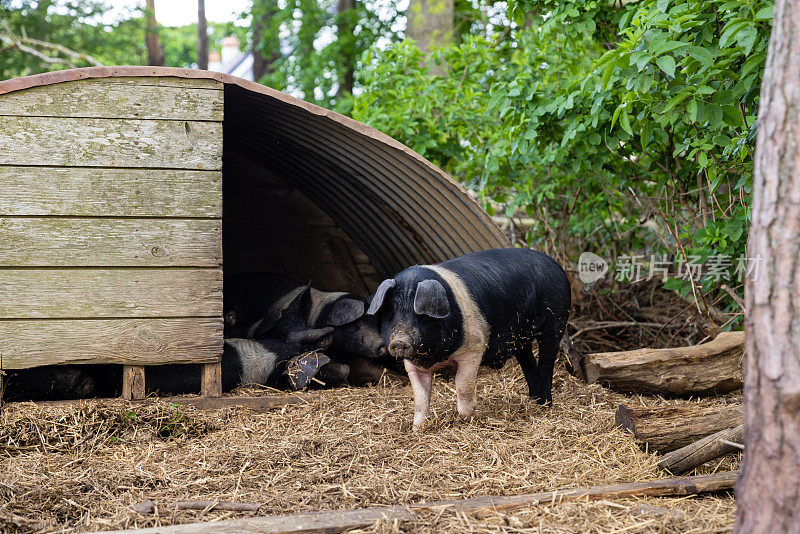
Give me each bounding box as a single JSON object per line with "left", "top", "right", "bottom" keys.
{"left": 367, "top": 248, "right": 571, "bottom": 430}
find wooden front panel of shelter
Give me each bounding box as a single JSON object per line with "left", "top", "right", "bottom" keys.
{"left": 0, "top": 76, "right": 225, "bottom": 399}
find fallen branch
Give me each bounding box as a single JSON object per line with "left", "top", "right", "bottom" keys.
{"left": 615, "top": 403, "right": 743, "bottom": 453}
{"left": 582, "top": 331, "right": 744, "bottom": 396}
{"left": 109, "top": 471, "right": 738, "bottom": 533}
{"left": 132, "top": 500, "right": 262, "bottom": 514}
{"left": 658, "top": 424, "right": 744, "bottom": 474}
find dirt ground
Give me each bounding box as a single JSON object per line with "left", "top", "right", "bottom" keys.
{"left": 0, "top": 360, "right": 739, "bottom": 533}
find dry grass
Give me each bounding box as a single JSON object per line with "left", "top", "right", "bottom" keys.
{"left": 0, "top": 362, "right": 739, "bottom": 533}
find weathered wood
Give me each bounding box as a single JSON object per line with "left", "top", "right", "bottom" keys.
{"left": 0, "top": 268, "right": 222, "bottom": 319}
{"left": 615, "top": 403, "right": 743, "bottom": 453}
{"left": 104, "top": 471, "right": 738, "bottom": 534}
{"left": 583, "top": 331, "right": 744, "bottom": 396}
{"left": 201, "top": 362, "right": 222, "bottom": 398}
{"left": 0, "top": 116, "right": 222, "bottom": 170}
{"left": 0, "top": 317, "right": 222, "bottom": 369}
{"left": 0, "top": 78, "right": 223, "bottom": 121}
{"left": 658, "top": 424, "right": 744, "bottom": 474}
{"left": 122, "top": 365, "right": 146, "bottom": 401}
{"left": 0, "top": 218, "right": 221, "bottom": 267}
{"left": 133, "top": 500, "right": 262, "bottom": 514}
{"left": 0, "top": 167, "right": 221, "bottom": 217}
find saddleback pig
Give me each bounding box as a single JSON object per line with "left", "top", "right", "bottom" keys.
{"left": 367, "top": 248, "right": 570, "bottom": 430}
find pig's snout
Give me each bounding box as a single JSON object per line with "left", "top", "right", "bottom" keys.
{"left": 389, "top": 339, "right": 414, "bottom": 359}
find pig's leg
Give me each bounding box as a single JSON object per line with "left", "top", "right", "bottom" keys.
{"left": 515, "top": 343, "right": 539, "bottom": 399}
{"left": 404, "top": 359, "right": 433, "bottom": 431}
{"left": 533, "top": 331, "right": 560, "bottom": 406}
{"left": 452, "top": 352, "right": 482, "bottom": 421}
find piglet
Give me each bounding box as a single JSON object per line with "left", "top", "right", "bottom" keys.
{"left": 367, "top": 248, "right": 571, "bottom": 430}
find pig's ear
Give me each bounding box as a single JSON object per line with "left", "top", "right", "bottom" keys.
{"left": 367, "top": 279, "right": 396, "bottom": 315}
{"left": 414, "top": 279, "right": 450, "bottom": 318}
{"left": 328, "top": 298, "right": 366, "bottom": 326}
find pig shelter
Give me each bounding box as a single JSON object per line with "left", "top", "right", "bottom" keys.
{"left": 0, "top": 66, "right": 507, "bottom": 399}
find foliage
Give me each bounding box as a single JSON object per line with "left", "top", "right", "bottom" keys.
{"left": 355, "top": 0, "right": 772, "bottom": 319}
{"left": 252, "top": 0, "right": 401, "bottom": 113}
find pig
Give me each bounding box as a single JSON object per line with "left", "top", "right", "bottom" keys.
{"left": 145, "top": 338, "right": 331, "bottom": 394}
{"left": 367, "top": 248, "right": 571, "bottom": 430}
{"left": 224, "top": 274, "right": 334, "bottom": 345}
{"left": 2, "top": 365, "right": 95, "bottom": 401}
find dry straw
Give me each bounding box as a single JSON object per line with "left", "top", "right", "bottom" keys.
{"left": 0, "top": 361, "right": 739, "bottom": 533}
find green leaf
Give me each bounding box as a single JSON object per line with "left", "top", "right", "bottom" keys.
{"left": 754, "top": 6, "right": 773, "bottom": 21}
{"left": 620, "top": 109, "right": 633, "bottom": 135}
{"left": 656, "top": 55, "right": 676, "bottom": 77}
{"left": 662, "top": 91, "right": 692, "bottom": 113}
{"left": 686, "top": 46, "right": 714, "bottom": 66}
{"left": 652, "top": 40, "right": 687, "bottom": 56}
{"left": 687, "top": 98, "right": 698, "bottom": 122}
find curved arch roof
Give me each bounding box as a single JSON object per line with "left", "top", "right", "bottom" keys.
{"left": 0, "top": 67, "right": 508, "bottom": 278}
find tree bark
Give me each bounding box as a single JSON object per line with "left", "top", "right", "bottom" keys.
{"left": 582, "top": 331, "right": 743, "bottom": 396}
{"left": 735, "top": 0, "right": 800, "bottom": 531}
{"left": 406, "top": 0, "right": 454, "bottom": 75}
{"left": 197, "top": 0, "right": 208, "bottom": 70}
{"left": 337, "top": 0, "right": 356, "bottom": 96}
{"left": 659, "top": 424, "right": 743, "bottom": 475}
{"left": 615, "top": 403, "right": 743, "bottom": 453}
{"left": 145, "top": 0, "right": 164, "bottom": 66}
{"left": 251, "top": 0, "right": 280, "bottom": 82}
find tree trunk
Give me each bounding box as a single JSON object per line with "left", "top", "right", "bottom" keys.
{"left": 145, "top": 0, "right": 164, "bottom": 66}
{"left": 251, "top": 0, "right": 280, "bottom": 82}
{"left": 582, "top": 331, "right": 744, "bottom": 397}
{"left": 406, "top": 0, "right": 454, "bottom": 75}
{"left": 735, "top": 0, "right": 800, "bottom": 531}
{"left": 337, "top": 0, "right": 356, "bottom": 96}
{"left": 615, "top": 403, "right": 743, "bottom": 453}
{"left": 197, "top": 0, "right": 208, "bottom": 70}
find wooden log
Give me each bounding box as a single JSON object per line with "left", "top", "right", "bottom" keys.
{"left": 583, "top": 331, "right": 744, "bottom": 396}
{"left": 122, "top": 365, "right": 146, "bottom": 401}
{"left": 103, "top": 471, "right": 738, "bottom": 534}
{"left": 0, "top": 167, "right": 221, "bottom": 217}
{"left": 201, "top": 362, "right": 222, "bottom": 398}
{"left": 0, "top": 78, "right": 223, "bottom": 121}
{"left": 615, "top": 403, "right": 743, "bottom": 453}
{"left": 658, "top": 424, "right": 744, "bottom": 474}
{"left": 0, "top": 318, "right": 222, "bottom": 369}
{"left": 0, "top": 116, "right": 222, "bottom": 170}
{"left": 0, "top": 268, "right": 222, "bottom": 319}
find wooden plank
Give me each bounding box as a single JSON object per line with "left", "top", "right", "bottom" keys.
{"left": 0, "top": 268, "right": 222, "bottom": 319}
{"left": 0, "top": 317, "right": 222, "bottom": 369}
{"left": 0, "top": 218, "right": 221, "bottom": 267}
{"left": 122, "top": 366, "right": 146, "bottom": 401}
{"left": 201, "top": 362, "right": 222, "bottom": 398}
{"left": 104, "top": 472, "right": 738, "bottom": 534}
{"left": 0, "top": 167, "right": 221, "bottom": 217}
{"left": 0, "top": 116, "right": 222, "bottom": 170}
{"left": 658, "top": 424, "right": 744, "bottom": 475}
{"left": 101, "top": 77, "right": 224, "bottom": 89}
{"left": 0, "top": 78, "right": 223, "bottom": 121}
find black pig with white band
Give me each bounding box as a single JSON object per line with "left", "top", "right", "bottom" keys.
{"left": 367, "top": 248, "right": 571, "bottom": 431}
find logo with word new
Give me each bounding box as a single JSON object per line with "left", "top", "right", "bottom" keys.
{"left": 578, "top": 252, "right": 608, "bottom": 284}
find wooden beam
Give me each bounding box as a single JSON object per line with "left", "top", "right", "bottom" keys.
{"left": 0, "top": 218, "right": 221, "bottom": 267}
{"left": 0, "top": 78, "right": 223, "bottom": 121}
{"left": 615, "top": 403, "right": 743, "bottom": 453}
{"left": 103, "top": 471, "right": 738, "bottom": 534}
{"left": 0, "top": 268, "right": 222, "bottom": 319}
{"left": 121, "top": 365, "right": 146, "bottom": 401}
{"left": 0, "top": 317, "right": 222, "bottom": 369}
{"left": 658, "top": 424, "right": 744, "bottom": 475}
{"left": 583, "top": 331, "right": 744, "bottom": 396}
{"left": 0, "top": 116, "right": 222, "bottom": 170}
{"left": 201, "top": 362, "right": 222, "bottom": 398}
{"left": 0, "top": 167, "right": 221, "bottom": 217}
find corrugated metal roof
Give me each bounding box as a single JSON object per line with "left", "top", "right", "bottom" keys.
{"left": 0, "top": 67, "right": 508, "bottom": 278}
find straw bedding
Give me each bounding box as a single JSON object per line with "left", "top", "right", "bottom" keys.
{"left": 0, "top": 359, "right": 739, "bottom": 533}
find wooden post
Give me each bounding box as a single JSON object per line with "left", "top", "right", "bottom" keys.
{"left": 122, "top": 365, "right": 146, "bottom": 400}
{"left": 201, "top": 362, "right": 222, "bottom": 398}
